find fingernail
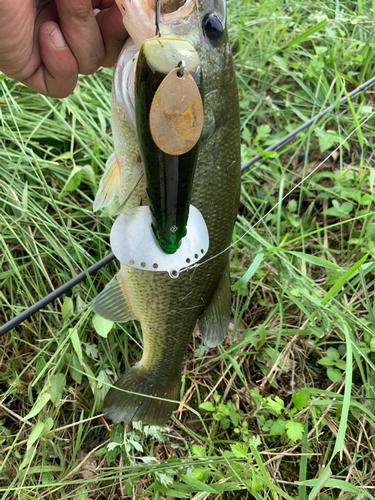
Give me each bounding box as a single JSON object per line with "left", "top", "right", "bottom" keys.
{"left": 50, "top": 28, "right": 66, "bottom": 49}
{"left": 93, "top": 8, "right": 101, "bottom": 16}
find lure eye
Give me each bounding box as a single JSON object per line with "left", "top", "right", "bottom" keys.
{"left": 202, "top": 12, "right": 225, "bottom": 42}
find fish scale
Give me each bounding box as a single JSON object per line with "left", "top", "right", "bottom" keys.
{"left": 93, "top": 0, "right": 241, "bottom": 425}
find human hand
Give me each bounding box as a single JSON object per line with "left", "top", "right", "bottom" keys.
{"left": 0, "top": 0, "right": 128, "bottom": 98}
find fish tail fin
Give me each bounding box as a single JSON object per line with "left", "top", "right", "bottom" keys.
{"left": 103, "top": 364, "right": 180, "bottom": 425}
{"left": 93, "top": 152, "right": 121, "bottom": 212}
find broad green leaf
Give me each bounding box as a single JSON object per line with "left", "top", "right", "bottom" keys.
{"left": 231, "top": 442, "right": 248, "bottom": 458}
{"left": 84, "top": 342, "right": 99, "bottom": 360}
{"left": 232, "top": 253, "right": 264, "bottom": 291}
{"left": 326, "top": 347, "right": 340, "bottom": 360}
{"left": 250, "top": 470, "right": 265, "bottom": 493}
{"left": 288, "top": 251, "right": 341, "bottom": 270}
{"left": 58, "top": 166, "right": 82, "bottom": 198}
{"left": 107, "top": 442, "right": 121, "bottom": 451}
{"left": 256, "top": 124, "right": 271, "bottom": 138}
{"left": 189, "top": 468, "right": 205, "bottom": 481}
{"left": 266, "top": 396, "right": 284, "bottom": 416}
{"left": 192, "top": 445, "right": 206, "bottom": 457}
{"left": 318, "top": 131, "right": 336, "bottom": 153}
{"left": 25, "top": 393, "right": 51, "bottom": 421}
{"left": 285, "top": 420, "right": 304, "bottom": 442}
{"left": 327, "top": 367, "right": 342, "bottom": 382}
{"left": 199, "top": 401, "right": 215, "bottom": 412}
{"left": 97, "top": 368, "right": 112, "bottom": 400}
{"left": 43, "top": 418, "right": 54, "bottom": 435}
{"left": 155, "top": 472, "right": 173, "bottom": 487}
{"left": 69, "top": 353, "right": 83, "bottom": 384}
{"left": 82, "top": 164, "right": 96, "bottom": 185}
{"left": 366, "top": 224, "right": 375, "bottom": 242}
{"left": 334, "top": 360, "right": 347, "bottom": 370}
{"left": 61, "top": 296, "right": 74, "bottom": 321}
{"left": 69, "top": 327, "right": 82, "bottom": 364}
{"left": 50, "top": 373, "right": 66, "bottom": 406}
{"left": 287, "top": 199, "right": 297, "bottom": 212}
{"left": 27, "top": 421, "right": 45, "bottom": 450}
{"left": 92, "top": 314, "right": 114, "bottom": 338}
{"left": 20, "top": 446, "right": 36, "bottom": 470}
{"left": 292, "top": 389, "right": 310, "bottom": 410}
{"left": 270, "top": 419, "right": 286, "bottom": 435}
{"left": 318, "top": 357, "right": 335, "bottom": 367}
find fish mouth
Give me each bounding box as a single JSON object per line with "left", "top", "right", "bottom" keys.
{"left": 115, "top": 0, "right": 198, "bottom": 49}
{"left": 148, "top": 0, "right": 197, "bottom": 19}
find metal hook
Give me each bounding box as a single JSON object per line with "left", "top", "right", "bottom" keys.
{"left": 177, "top": 60, "right": 186, "bottom": 78}
{"left": 155, "top": 0, "right": 161, "bottom": 37}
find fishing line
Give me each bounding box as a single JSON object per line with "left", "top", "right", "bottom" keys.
{"left": 185, "top": 110, "right": 375, "bottom": 274}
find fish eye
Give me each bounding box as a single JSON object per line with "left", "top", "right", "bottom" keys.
{"left": 202, "top": 12, "right": 225, "bottom": 42}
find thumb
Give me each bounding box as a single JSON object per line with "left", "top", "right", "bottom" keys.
{"left": 23, "top": 21, "right": 79, "bottom": 98}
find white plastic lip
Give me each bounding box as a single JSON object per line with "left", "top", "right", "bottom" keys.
{"left": 110, "top": 205, "right": 209, "bottom": 278}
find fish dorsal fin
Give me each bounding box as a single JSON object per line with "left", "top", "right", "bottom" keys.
{"left": 93, "top": 153, "right": 121, "bottom": 212}
{"left": 92, "top": 272, "right": 136, "bottom": 323}
{"left": 198, "top": 263, "right": 231, "bottom": 348}
{"left": 114, "top": 162, "right": 144, "bottom": 215}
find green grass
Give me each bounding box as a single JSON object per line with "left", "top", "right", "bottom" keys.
{"left": 1, "top": 0, "right": 375, "bottom": 498}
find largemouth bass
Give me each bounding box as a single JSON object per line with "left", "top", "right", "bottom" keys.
{"left": 92, "top": 0, "right": 241, "bottom": 425}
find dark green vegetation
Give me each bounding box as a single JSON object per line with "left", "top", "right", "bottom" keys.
{"left": 1, "top": 0, "right": 375, "bottom": 497}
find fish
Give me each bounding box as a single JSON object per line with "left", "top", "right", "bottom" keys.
{"left": 92, "top": 0, "right": 241, "bottom": 425}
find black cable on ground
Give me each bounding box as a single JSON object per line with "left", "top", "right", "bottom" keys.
{"left": 0, "top": 253, "right": 115, "bottom": 337}
{"left": 1, "top": 76, "right": 375, "bottom": 336}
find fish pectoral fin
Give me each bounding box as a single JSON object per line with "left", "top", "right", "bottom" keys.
{"left": 114, "top": 162, "right": 144, "bottom": 215}
{"left": 198, "top": 263, "right": 231, "bottom": 348}
{"left": 93, "top": 152, "right": 121, "bottom": 212}
{"left": 92, "top": 272, "right": 136, "bottom": 323}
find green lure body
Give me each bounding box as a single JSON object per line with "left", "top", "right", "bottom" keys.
{"left": 135, "top": 37, "right": 204, "bottom": 253}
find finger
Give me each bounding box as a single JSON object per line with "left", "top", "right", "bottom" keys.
{"left": 95, "top": 4, "right": 128, "bottom": 68}
{"left": 56, "top": 0, "right": 106, "bottom": 75}
{"left": 22, "top": 21, "right": 78, "bottom": 98}
{"left": 0, "top": 0, "right": 35, "bottom": 77}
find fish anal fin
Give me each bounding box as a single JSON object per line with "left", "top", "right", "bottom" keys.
{"left": 92, "top": 272, "right": 136, "bottom": 323}
{"left": 103, "top": 364, "right": 180, "bottom": 425}
{"left": 93, "top": 152, "right": 121, "bottom": 212}
{"left": 198, "top": 263, "right": 231, "bottom": 348}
